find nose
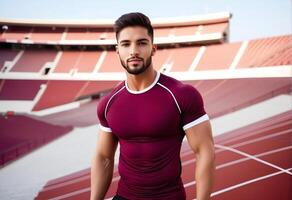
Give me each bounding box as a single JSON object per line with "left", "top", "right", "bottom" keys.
{"left": 130, "top": 44, "right": 139, "bottom": 56}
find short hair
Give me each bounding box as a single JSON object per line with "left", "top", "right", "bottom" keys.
{"left": 114, "top": 12, "right": 154, "bottom": 42}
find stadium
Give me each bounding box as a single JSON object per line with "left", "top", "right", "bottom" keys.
{"left": 0, "top": 9, "right": 291, "bottom": 200}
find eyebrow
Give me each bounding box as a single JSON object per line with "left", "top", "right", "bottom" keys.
{"left": 119, "top": 38, "right": 150, "bottom": 44}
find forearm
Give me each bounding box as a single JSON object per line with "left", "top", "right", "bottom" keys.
{"left": 90, "top": 155, "right": 114, "bottom": 200}
{"left": 195, "top": 149, "right": 215, "bottom": 200}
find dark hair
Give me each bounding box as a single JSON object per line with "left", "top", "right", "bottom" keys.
{"left": 114, "top": 12, "right": 154, "bottom": 42}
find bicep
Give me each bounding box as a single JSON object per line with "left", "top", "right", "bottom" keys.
{"left": 185, "top": 120, "right": 214, "bottom": 154}
{"left": 95, "top": 130, "right": 118, "bottom": 160}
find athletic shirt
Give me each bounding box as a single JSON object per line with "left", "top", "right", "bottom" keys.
{"left": 97, "top": 72, "right": 209, "bottom": 200}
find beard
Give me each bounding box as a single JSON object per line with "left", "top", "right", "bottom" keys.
{"left": 119, "top": 55, "right": 152, "bottom": 75}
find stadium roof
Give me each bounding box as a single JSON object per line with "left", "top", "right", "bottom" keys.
{"left": 0, "top": 12, "right": 231, "bottom": 27}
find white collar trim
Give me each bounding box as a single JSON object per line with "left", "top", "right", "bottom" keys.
{"left": 125, "top": 72, "right": 160, "bottom": 94}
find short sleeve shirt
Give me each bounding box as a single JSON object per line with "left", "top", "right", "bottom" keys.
{"left": 97, "top": 72, "right": 209, "bottom": 200}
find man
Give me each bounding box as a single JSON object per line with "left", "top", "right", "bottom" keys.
{"left": 91, "top": 12, "right": 215, "bottom": 200}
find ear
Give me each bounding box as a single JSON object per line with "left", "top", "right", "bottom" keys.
{"left": 151, "top": 44, "right": 157, "bottom": 56}
{"left": 115, "top": 45, "right": 119, "bottom": 54}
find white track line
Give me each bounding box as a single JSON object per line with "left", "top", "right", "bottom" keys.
{"left": 47, "top": 176, "right": 121, "bottom": 200}
{"left": 48, "top": 128, "right": 292, "bottom": 198}
{"left": 181, "top": 128, "right": 292, "bottom": 162}
{"left": 43, "top": 175, "right": 89, "bottom": 191}
{"left": 51, "top": 130, "right": 292, "bottom": 197}
{"left": 215, "top": 144, "right": 292, "bottom": 175}
{"left": 221, "top": 129, "right": 292, "bottom": 150}
{"left": 106, "top": 127, "right": 292, "bottom": 200}
{"left": 217, "top": 120, "right": 292, "bottom": 147}
{"left": 216, "top": 145, "right": 292, "bottom": 170}
{"left": 184, "top": 181, "right": 196, "bottom": 188}
{"left": 183, "top": 145, "right": 292, "bottom": 188}
{"left": 51, "top": 145, "right": 292, "bottom": 199}
{"left": 207, "top": 167, "right": 292, "bottom": 199}
{"left": 107, "top": 167, "right": 292, "bottom": 200}
{"left": 48, "top": 188, "right": 90, "bottom": 200}
{"left": 107, "top": 129, "right": 292, "bottom": 188}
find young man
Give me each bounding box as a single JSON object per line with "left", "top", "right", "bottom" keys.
{"left": 91, "top": 12, "right": 215, "bottom": 200}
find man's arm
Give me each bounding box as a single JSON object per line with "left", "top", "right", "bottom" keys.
{"left": 90, "top": 130, "right": 118, "bottom": 200}
{"left": 185, "top": 120, "right": 215, "bottom": 200}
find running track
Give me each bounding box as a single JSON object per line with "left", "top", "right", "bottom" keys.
{"left": 35, "top": 110, "right": 292, "bottom": 200}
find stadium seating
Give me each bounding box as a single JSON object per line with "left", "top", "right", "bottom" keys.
{"left": 0, "top": 26, "right": 31, "bottom": 41}
{"left": 11, "top": 50, "right": 57, "bottom": 72}
{"left": 97, "top": 51, "right": 122, "bottom": 72}
{"left": 53, "top": 51, "right": 102, "bottom": 73}
{"left": 0, "top": 115, "right": 72, "bottom": 167}
{"left": 1, "top": 22, "right": 229, "bottom": 44}
{"left": 0, "top": 49, "right": 19, "bottom": 72}
{"left": 193, "top": 77, "right": 292, "bottom": 118}
{"left": 195, "top": 42, "right": 241, "bottom": 70}
{"left": 162, "top": 46, "right": 200, "bottom": 72}
{"left": 31, "top": 79, "right": 118, "bottom": 111}
{"left": 32, "top": 80, "right": 87, "bottom": 111}
{"left": 238, "top": 35, "right": 292, "bottom": 68}
{"left": 0, "top": 80, "right": 46, "bottom": 100}
{"left": 1, "top": 35, "right": 290, "bottom": 76}
{"left": 6, "top": 77, "right": 286, "bottom": 127}
{"left": 30, "top": 27, "right": 64, "bottom": 42}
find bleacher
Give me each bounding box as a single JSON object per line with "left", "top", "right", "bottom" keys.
{"left": 0, "top": 115, "right": 72, "bottom": 167}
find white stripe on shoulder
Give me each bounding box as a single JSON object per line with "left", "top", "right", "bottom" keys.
{"left": 183, "top": 114, "right": 209, "bottom": 131}
{"left": 104, "top": 85, "right": 126, "bottom": 119}
{"left": 99, "top": 124, "right": 112, "bottom": 132}
{"left": 157, "top": 82, "right": 181, "bottom": 114}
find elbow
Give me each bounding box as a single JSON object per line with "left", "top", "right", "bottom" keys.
{"left": 102, "top": 157, "right": 114, "bottom": 170}
{"left": 93, "top": 152, "right": 115, "bottom": 169}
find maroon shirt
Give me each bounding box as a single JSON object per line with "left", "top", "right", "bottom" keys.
{"left": 97, "top": 72, "right": 209, "bottom": 200}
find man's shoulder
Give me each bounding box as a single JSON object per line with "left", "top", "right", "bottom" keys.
{"left": 98, "top": 81, "right": 125, "bottom": 107}
{"left": 159, "top": 73, "right": 205, "bottom": 118}
{"left": 159, "top": 73, "right": 197, "bottom": 93}
{"left": 158, "top": 73, "right": 203, "bottom": 107}
{"left": 159, "top": 73, "right": 182, "bottom": 87}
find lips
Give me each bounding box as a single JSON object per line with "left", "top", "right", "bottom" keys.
{"left": 128, "top": 58, "right": 143, "bottom": 66}
{"left": 128, "top": 58, "right": 143, "bottom": 62}
{"left": 129, "top": 60, "right": 142, "bottom": 64}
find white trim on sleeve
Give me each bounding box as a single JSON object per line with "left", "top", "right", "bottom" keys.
{"left": 99, "top": 124, "right": 112, "bottom": 132}
{"left": 183, "top": 114, "right": 209, "bottom": 131}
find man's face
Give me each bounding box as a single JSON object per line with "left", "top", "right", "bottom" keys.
{"left": 116, "top": 26, "right": 156, "bottom": 75}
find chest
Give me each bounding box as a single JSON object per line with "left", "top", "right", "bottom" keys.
{"left": 106, "top": 89, "right": 182, "bottom": 140}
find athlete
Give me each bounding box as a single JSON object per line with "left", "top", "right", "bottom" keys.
{"left": 90, "top": 12, "right": 215, "bottom": 200}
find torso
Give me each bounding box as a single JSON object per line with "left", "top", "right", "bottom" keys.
{"left": 98, "top": 72, "right": 207, "bottom": 199}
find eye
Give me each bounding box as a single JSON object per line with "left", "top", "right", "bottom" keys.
{"left": 121, "top": 43, "right": 130, "bottom": 47}
{"left": 138, "top": 41, "right": 147, "bottom": 46}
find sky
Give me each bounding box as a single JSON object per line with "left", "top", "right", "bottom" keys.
{"left": 0, "top": 0, "right": 291, "bottom": 42}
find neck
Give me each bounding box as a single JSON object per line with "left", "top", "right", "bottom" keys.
{"left": 126, "top": 67, "right": 157, "bottom": 92}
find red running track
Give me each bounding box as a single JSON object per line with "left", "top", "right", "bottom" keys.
{"left": 34, "top": 110, "right": 292, "bottom": 200}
